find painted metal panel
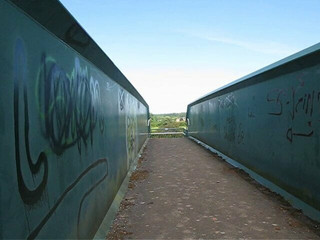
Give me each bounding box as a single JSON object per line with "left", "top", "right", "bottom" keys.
{"left": 8, "top": 0, "right": 148, "bottom": 108}
{"left": 0, "top": 1, "right": 148, "bottom": 239}
{"left": 187, "top": 42, "right": 320, "bottom": 220}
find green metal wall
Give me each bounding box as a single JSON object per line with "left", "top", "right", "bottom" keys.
{"left": 187, "top": 43, "right": 320, "bottom": 220}
{"left": 0, "top": 1, "right": 149, "bottom": 239}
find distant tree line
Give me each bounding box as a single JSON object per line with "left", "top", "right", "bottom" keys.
{"left": 150, "top": 112, "right": 186, "bottom": 129}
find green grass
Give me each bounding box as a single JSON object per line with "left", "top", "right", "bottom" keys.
{"left": 150, "top": 112, "right": 186, "bottom": 129}
{"left": 149, "top": 112, "right": 187, "bottom": 138}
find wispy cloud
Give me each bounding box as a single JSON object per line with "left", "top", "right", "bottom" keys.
{"left": 180, "top": 30, "right": 298, "bottom": 56}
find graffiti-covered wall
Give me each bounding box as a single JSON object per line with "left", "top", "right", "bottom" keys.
{"left": 187, "top": 43, "right": 320, "bottom": 220}
{"left": 0, "top": 1, "right": 149, "bottom": 239}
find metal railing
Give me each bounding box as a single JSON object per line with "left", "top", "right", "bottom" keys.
{"left": 150, "top": 128, "right": 187, "bottom": 137}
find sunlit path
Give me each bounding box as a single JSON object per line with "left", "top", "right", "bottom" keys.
{"left": 107, "top": 138, "right": 319, "bottom": 239}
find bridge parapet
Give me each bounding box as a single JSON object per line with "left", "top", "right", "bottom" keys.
{"left": 0, "top": 1, "right": 149, "bottom": 238}
{"left": 187, "top": 42, "right": 320, "bottom": 222}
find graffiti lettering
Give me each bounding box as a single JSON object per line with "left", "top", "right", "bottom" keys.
{"left": 14, "top": 39, "right": 49, "bottom": 205}
{"left": 237, "top": 123, "right": 245, "bottom": 144}
{"left": 125, "top": 96, "right": 138, "bottom": 168}
{"left": 14, "top": 39, "right": 109, "bottom": 239}
{"left": 37, "top": 54, "right": 105, "bottom": 155}
{"left": 65, "top": 23, "right": 90, "bottom": 48}
{"left": 27, "top": 158, "right": 108, "bottom": 240}
{"left": 267, "top": 89, "right": 284, "bottom": 116}
{"left": 119, "top": 88, "right": 125, "bottom": 111}
{"left": 266, "top": 79, "right": 320, "bottom": 142}
{"left": 218, "top": 93, "right": 237, "bottom": 109}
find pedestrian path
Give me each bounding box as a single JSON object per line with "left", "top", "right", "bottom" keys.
{"left": 107, "top": 138, "right": 319, "bottom": 239}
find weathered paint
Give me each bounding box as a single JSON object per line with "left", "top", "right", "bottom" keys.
{"left": 187, "top": 43, "right": 320, "bottom": 220}
{"left": 0, "top": 1, "right": 148, "bottom": 239}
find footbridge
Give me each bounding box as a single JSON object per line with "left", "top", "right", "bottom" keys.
{"left": 1, "top": 0, "right": 320, "bottom": 239}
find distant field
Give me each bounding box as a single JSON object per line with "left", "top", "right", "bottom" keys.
{"left": 150, "top": 112, "right": 186, "bottom": 129}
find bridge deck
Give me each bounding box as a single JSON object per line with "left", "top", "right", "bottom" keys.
{"left": 107, "top": 138, "right": 319, "bottom": 239}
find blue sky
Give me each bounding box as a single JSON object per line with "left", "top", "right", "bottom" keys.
{"left": 59, "top": 0, "right": 320, "bottom": 113}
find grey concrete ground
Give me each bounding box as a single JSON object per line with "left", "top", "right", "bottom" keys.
{"left": 107, "top": 138, "right": 320, "bottom": 239}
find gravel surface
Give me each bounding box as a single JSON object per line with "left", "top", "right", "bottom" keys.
{"left": 107, "top": 138, "right": 320, "bottom": 239}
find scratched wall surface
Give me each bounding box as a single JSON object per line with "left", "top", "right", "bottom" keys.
{"left": 187, "top": 43, "right": 320, "bottom": 218}
{"left": 0, "top": 1, "right": 148, "bottom": 239}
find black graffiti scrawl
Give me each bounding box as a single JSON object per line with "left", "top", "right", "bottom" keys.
{"left": 266, "top": 77, "right": 320, "bottom": 143}
{"left": 14, "top": 38, "right": 49, "bottom": 206}
{"left": 37, "top": 52, "right": 105, "bottom": 155}
{"left": 13, "top": 39, "right": 109, "bottom": 239}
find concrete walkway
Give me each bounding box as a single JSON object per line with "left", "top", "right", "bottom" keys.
{"left": 107, "top": 138, "right": 320, "bottom": 239}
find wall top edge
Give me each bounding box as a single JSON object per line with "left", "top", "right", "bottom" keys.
{"left": 187, "top": 42, "right": 320, "bottom": 108}
{"left": 7, "top": 0, "right": 149, "bottom": 109}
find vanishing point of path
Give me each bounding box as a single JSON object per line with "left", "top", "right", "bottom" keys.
{"left": 107, "top": 138, "right": 320, "bottom": 239}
